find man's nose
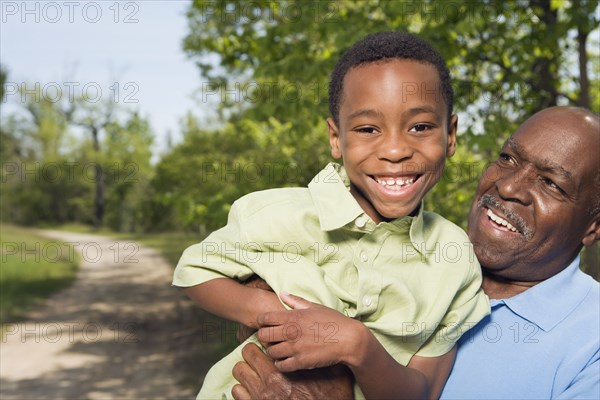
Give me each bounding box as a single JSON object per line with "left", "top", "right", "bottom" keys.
{"left": 495, "top": 167, "right": 533, "bottom": 205}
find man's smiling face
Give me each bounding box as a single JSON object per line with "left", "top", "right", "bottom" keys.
{"left": 468, "top": 107, "right": 600, "bottom": 281}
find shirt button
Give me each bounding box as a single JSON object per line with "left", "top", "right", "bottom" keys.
{"left": 362, "top": 295, "right": 372, "bottom": 306}
{"left": 360, "top": 252, "right": 368, "bottom": 262}
{"left": 355, "top": 217, "right": 366, "bottom": 228}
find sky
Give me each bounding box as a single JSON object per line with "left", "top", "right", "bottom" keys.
{"left": 1, "top": 0, "right": 201, "bottom": 157}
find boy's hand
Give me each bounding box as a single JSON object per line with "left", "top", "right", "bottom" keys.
{"left": 256, "top": 292, "right": 363, "bottom": 372}
{"left": 232, "top": 342, "right": 354, "bottom": 400}
{"left": 237, "top": 275, "right": 275, "bottom": 343}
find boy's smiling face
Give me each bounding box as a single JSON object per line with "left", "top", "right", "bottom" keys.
{"left": 328, "top": 59, "right": 457, "bottom": 223}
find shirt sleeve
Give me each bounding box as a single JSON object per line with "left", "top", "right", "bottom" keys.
{"left": 555, "top": 354, "right": 600, "bottom": 400}
{"left": 416, "top": 259, "right": 490, "bottom": 357}
{"left": 172, "top": 199, "right": 256, "bottom": 287}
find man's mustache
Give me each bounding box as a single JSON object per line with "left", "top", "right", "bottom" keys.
{"left": 479, "top": 194, "right": 533, "bottom": 241}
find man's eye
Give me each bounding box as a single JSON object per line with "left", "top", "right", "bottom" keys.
{"left": 542, "top": 177, "right": 561, "bottom": 191}
{"left": 498, "top": 152, "right": 513, "bottom": 163}
{"left": 409, "top": 124, "right": 433, "bottom": 133}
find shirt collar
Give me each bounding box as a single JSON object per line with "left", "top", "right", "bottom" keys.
{"left": 308, "top": 163, "right": 364, "bottom": 231}
{"left": 308, "top": 163, "right": 426, "bottom": 252}
{"left": 492, "top": 255, "right": 593, "bottom": 332}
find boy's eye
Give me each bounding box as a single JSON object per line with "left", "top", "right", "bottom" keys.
{"left": 408, "top": 124, "right": 433, "bottom": 133}
{"left": 354, "top": 127, "right": 378, "bottom": 134}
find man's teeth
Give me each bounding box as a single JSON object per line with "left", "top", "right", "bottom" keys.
{"left": 376, "top": 176, "right": 416, "bottom": 190}
{"left": 487, "top": 209, "right": 518, "bottom": 233}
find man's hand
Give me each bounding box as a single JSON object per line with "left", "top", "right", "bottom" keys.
{"left": 232, "top": 343, "right": 354, "bottom": 400}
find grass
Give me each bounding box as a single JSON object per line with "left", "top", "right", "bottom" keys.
{"left": 0, "top": 222, "right": 230, "bottom": 389}
{"left": 0, "top": 224, "right": 79, "bottom": 325}
{"left": 0, "top": 224, "right": 202, "bottom": 323}
{"left": 1, "top": 223, "right": 203, "bottom": 321}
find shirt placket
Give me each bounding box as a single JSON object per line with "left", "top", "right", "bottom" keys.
{"left": 353, "top": 224, "right": 385, "bottom": 319}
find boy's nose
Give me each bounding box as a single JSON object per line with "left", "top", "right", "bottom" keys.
{"left": 377, "top": 133, "right": 413, "bottom": 162}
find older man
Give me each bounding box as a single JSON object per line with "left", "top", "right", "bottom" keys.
{"left": 231, "top": 106, "right": 600, "bottom": 399}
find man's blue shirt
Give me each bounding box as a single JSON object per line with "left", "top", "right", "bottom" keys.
{"left": 441, "top": 256, "right": 600, "bottom": 399}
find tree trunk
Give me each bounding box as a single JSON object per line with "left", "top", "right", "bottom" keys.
{"left": 576, "top": 25, "right": 598, "bottom": 281}
{"left": 577, "top": 28, "right": 591, "bottom": 108}
{"left": 92, "top": 126, "right": 105, "bottom": 228}
{"left": 531, "top": 0, "right": 560, "bottom": 110}
{"left": 94, "top": 164, "right": 105, "bottom": 228}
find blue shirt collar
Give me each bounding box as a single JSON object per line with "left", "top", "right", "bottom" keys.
{"left": 491, "top": 255, "right": 593, "bottom": 332}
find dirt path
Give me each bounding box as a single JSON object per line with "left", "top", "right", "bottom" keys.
{"left": 0, "top": 230, "right": 204, "bottom": 399}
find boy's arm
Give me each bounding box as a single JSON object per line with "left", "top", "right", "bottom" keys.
{"left": 353, "top": 331, "right": 455, "bottom": 399}
{"left": 258, "top": 293, "right": 454, "bottom": 399}
{"left": 183, "top": 277, "right": 285, "bottom": 329}
{"left": 409, "top": 350, "right": 457, "bottom": 399}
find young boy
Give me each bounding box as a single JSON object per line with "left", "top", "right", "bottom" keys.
{"left": 173, "top": 31, "right": 490, "bottom": 399}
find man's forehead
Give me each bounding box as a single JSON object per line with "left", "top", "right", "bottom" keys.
{"left": 506, "top": 113, "right": 600, "bottom": 189}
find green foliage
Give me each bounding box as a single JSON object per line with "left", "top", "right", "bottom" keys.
{"left": 147, "top": 114, "right": 329, "bottom": 232}
{"left": 0, "top": 90, "right": 155, "bottom": 232}
{"left": 174, "top": 0, "right": 599, "bottom": 275}
{"left": 2, "top": 1, "right": 598, "bottom": 273}
{"left": 175, "top": 0, "right": 598, "bottom": 232}
{"left": 1, "top": 96, "right": 93, "bottom": 225}
{"left": 102, "top": 113, "right": 154, "bottom": 232}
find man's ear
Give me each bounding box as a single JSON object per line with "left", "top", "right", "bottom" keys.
{"left": 446, "top": 114, "right": 458, "bottom": 158}
{"left": 582, "top": 215, "right": 600, "bottom": 246}
{"left": 327, "top": 117, "right": 342, "bottom": 159}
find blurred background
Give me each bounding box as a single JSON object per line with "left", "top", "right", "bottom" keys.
{"left": 1, "top": 0, "right": 599, "bottom": 398}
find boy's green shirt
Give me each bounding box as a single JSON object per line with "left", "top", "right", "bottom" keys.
{"left": 174, "top": 162, "right": 490, "bottom": 399}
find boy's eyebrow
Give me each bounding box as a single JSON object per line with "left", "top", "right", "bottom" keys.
{"left": 505, "top": 138, "right": 573, "bottom": 181}
{"left": 347, "top": 108, "right": 384, "bottom": 121}
{"left": 401, "top": 106, "right": 439, "bottom": 119}
{"left": 347, "top": 106, "right": 439, "bottom": 121}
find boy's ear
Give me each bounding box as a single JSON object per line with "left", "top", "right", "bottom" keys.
{"left": 327, "top": 117, "right": 342, "bottom": 159}
{"left": 582, "top": 214, "right": 600, "bottom": 246}
{"left": 446, "top": 114, "right": 458, "bottom": 158}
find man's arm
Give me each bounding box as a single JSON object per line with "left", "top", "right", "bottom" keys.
{"left": 555, "top": 357, "right": 600, "bottom": 400}
{"left": 232, "top": 343, "right": 354, "bottom": 400}
{"left": 183, "top": 277, "right": 284, "bottom": 329}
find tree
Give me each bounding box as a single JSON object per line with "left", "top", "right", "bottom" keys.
{"left": 0, "top": 91, "right": 94, "bottom": 225}
{"left": 71, "top": 98, "right": 115, "bottom": 228}
{"left": 180, "top": 0, "right": 599, "bottom": 276}
{"left": 148, "top": 114, "right": 312, "bottom": 233}
{"left": 103, "top": 112, "right": 154, "bottom": 232}
{"left": 1, "top": 76, "right": 154, "bottom": 232}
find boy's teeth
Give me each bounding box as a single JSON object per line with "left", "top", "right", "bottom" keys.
{"left": 376, "top": 176, "right": 416, "bottom": 189}
{"left": 486, "top": 209, "right": 519, "bottom": 233}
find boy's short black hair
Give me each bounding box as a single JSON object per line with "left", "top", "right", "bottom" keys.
{"left": 329, "top": 31, "right": 454, "bottom": 126}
